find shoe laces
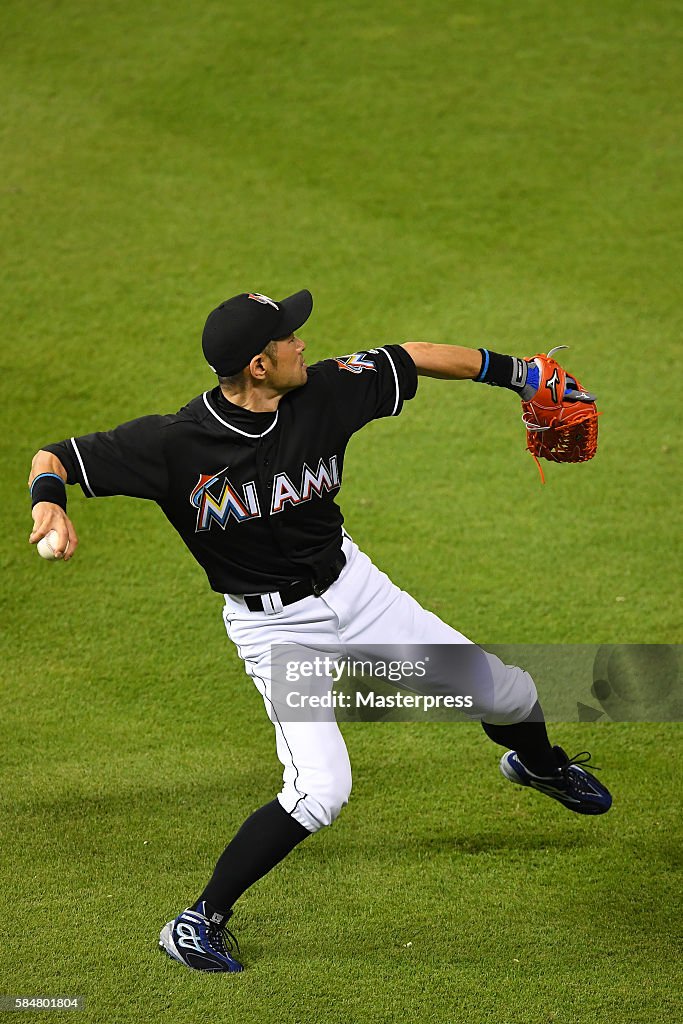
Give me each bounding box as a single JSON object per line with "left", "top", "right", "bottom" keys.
{"left": 208, "top": 919, "right": 240, "bottom": 959}
{"left": 563, "top": 750, "right": 602, "bottom": 772}
{"left": 556, "top": 750, "right": 602, "bottom": 794}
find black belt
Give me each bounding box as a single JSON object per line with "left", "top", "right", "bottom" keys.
{"left": 242, "top": 554, "right": 346, "bottom": 613}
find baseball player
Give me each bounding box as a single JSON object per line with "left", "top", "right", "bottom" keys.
{"left": 28, "top": 289, "right": 611, "bottom": 973}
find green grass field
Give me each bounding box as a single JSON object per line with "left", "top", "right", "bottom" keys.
{"left": 2, "top": 1, "right": 681, "bottom": 1021}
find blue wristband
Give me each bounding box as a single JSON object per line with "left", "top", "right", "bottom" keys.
{"left": 476, "top": 349, "right": 529, "bottom": 392}
{"left": 476, "top": 348, "right": 490, "bottom": 382}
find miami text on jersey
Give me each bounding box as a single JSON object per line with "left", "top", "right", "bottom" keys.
{"left": 190, "top": 468, "right": 261, "bottom": 531}
{"left": 270, "top": 456, "right": 340, "bottom": 514}
{"left": 189, "top": 455, "right": 340, "bottom": 531}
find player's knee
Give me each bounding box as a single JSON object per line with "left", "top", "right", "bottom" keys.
{"left": 506, "top": 679, "right": 539, "bottom": 723}
{"left": 324, "top": 766, "right": 353, "bottom": 824}
{"left": 288, "top": 765, "right": 352, "bottom": 833}
{"left": 309, "top": 766, "right": 353, "bottom": 829}
{"left": 478, "top": 660, "right": 539, "bottom": 725}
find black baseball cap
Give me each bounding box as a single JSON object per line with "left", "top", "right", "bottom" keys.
{"left": 202, "top": 290, "right": 313, "bottom": 376}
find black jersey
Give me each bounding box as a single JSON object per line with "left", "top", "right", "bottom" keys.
{"left": 43, "top": 345, "right": 418, "bottom": 594}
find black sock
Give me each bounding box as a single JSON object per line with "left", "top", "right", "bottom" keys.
{"left": 196, "top": 799, "right": 310, "bottom": 913}
{"left": 482, "top": 701, "right": 559, "bottom": 776}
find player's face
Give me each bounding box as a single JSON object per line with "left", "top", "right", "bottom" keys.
{"left": 267, "top": 333, "right": 307, "bottom": 392}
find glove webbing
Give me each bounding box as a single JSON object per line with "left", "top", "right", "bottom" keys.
{"left": 523, "top": 407, "right": 601, "bottom": 483}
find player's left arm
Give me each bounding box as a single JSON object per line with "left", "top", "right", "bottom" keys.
{"left": 401, "top": 343, "right": 482, "bottom": 380}
{"left": 401, "top": 342, "right": 588, "bottom": 400}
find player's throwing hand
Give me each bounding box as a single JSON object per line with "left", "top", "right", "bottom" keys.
{"left": 28, "top": 453, "right": 79, "bottom": 561}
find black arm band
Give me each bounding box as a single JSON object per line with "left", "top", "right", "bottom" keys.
{"left": 476, "top": 348, "right": 528, "bottom": 392}
{"left": 30, "top": 473, "right": 67, "bottom": 511}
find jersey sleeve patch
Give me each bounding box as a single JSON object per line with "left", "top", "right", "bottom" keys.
{"left": 334, "top": 352, "right": 378, "bottom": 374}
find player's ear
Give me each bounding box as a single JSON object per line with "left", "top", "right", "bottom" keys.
{"left": 248, "top": 353, "right": 269, "bottom": 380}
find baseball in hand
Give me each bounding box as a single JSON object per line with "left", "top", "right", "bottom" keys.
{"left": 37, "top": 530, "right": 69, "bottom": 561}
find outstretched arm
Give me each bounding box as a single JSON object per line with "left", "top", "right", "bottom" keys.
{"left": 28, "top": 450, "right": 79, "bottom": 560}
{"left": 401, "top": 342, "right": 592, "bottom": 403}
{"left": 401, "top": 343, "right": 483, "bottom": 380}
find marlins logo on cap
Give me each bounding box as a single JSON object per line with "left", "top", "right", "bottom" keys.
{"left": 248, "top": 293, "right": 279, "bottom": 309}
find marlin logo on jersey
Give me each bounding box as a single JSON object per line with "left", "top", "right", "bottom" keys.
{"left": 271, "top": 456, "right": 340, "bottom": 514}
{"left": 335, "top": 352, "right": 377, "bottom": 374}
{"left": 190, "top": 467, "right": 261, "bottom": 532}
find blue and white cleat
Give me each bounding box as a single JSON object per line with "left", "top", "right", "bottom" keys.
{"left": 500, "top": 746, "right": 612, "bottom": 815}
{"left": 159, "top": 900, "right": 244, "bottom": 972}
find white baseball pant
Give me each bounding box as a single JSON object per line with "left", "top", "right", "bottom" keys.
{"left": 223, "top": 536, "right": 537, "bottom": 833}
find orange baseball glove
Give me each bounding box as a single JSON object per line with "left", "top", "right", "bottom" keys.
{"left": 521, "top": 346, "right": 600, "bottom": 483}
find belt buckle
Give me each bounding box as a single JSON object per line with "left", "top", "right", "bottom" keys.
{"left": 261, "top": 591, "right": 284, "bottom": 615}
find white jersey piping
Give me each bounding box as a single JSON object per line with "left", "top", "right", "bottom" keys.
{"left": 70, "top": 438, "right": 95, "bottom": 497}
{"left": 378, "top": 347, "right": 400, "bottom": 416}
{"left": 202, "top": 391, "right": 280, "bottom": 438}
